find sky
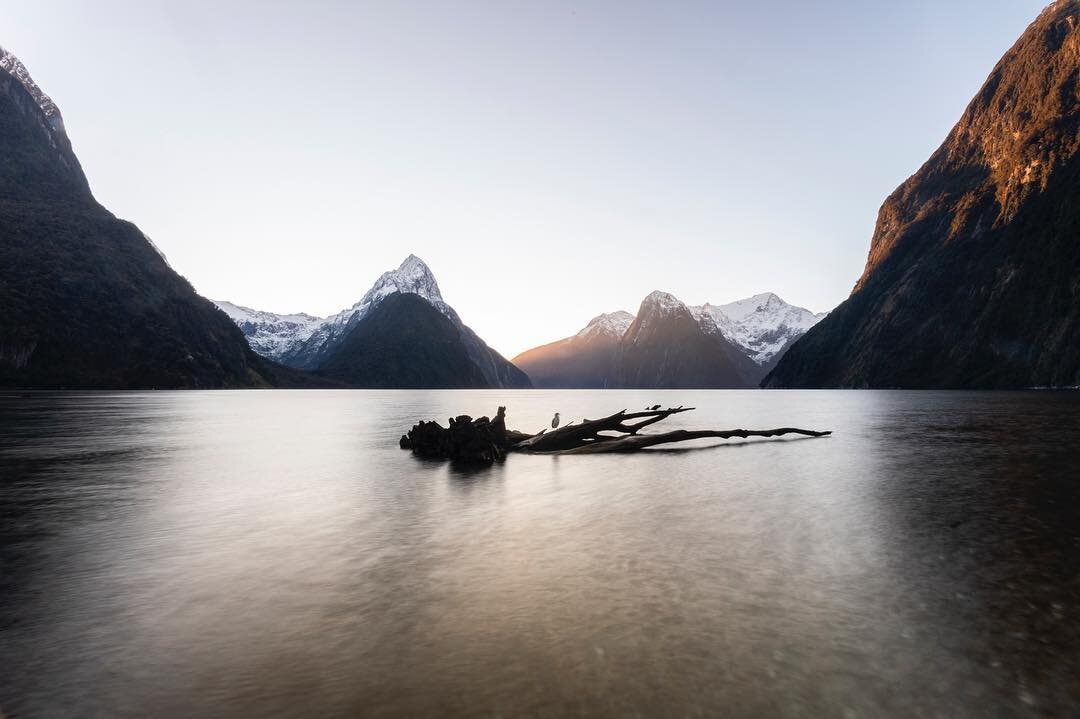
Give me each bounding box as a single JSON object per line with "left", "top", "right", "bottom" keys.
{"left": 3, "top": 0, "right": 1049, "bottom": 357}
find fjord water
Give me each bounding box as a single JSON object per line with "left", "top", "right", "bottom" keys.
{"left": 1, "top": 391, "right": 1078, "bottom": 717}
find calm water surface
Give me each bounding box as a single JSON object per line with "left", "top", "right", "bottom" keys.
{"left": 1, "top": 390, "right": 1079, "bottom": 717}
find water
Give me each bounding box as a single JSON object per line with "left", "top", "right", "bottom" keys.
{"left": 1, "top": 390, "right": 1078, "bottom": 718}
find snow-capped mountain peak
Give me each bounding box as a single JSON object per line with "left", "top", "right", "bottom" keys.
{"left": 353, "top": 254, "right": 443, "bottom": 312}
{"left": 640, "top": 290, "right": 688, "bottom": 315}
{"left": 691, "top": 293, "right": 827, "bottom": 366}
{"left": 0, "top": 45, "right": 64, "bottom": 132}
{"left": 715, "top": 292, "right": 786, "bottom": 323}
{"left": 633, "top": 291, "right": 696, "bottom": 335}
{"left": 213, "top": 254, "right": 449, "bottom": 364}
{"left": 213, "top": 254, "right": 527, "bottom": 387}
{"left": 576, "top": 311, "right": 635, "bottom": 339}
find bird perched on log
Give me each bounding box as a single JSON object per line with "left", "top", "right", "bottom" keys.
{"left": 551, "top": 412, "right": 561, "bottom": 429}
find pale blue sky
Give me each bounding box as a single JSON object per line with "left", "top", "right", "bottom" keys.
{"left": 3, "top": 0, "right": 1048, "bottom": 356}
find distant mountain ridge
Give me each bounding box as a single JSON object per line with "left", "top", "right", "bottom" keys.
{"left": 513, "top": 290, "right": 825, "bottom": 388}
{"left": 765, "top": 1, "right": 1080, "bottom": 388}
{"left": 215, "top": 256, "right": 530, "bottom": 388}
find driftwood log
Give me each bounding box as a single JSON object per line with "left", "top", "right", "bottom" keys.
{"left": 400, "top": 406, "right": 830, "bottom": 464}
{"left": 399, "top": 406, "right": 529, "bottom": 463}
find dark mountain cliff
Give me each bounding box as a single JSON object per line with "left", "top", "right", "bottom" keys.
{"left": 0, "top": 48, "right": 280, "bottom": 388}
{"left": 316, "top": 293, "right": 492, "bottom": 388}
{"left": 766, "top": 2, "right": 1080, "bottom": 388}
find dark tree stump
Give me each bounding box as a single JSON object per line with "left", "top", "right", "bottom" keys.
{"left": 400, "top": 406, "right": 526, "bottom": 464}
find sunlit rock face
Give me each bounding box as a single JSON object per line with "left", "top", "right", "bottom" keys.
{"left": 512, "top": 311, "right": 634, "bottom": 388}
{"left": 766, "top": 2, "right": 1080, "bottom": 389}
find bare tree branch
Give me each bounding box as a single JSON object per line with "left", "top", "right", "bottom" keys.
{"left": 549, "top": 427, "right": 831, "bottom": 454}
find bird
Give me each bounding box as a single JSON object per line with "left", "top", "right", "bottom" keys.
{"left": 551, "top": 412, "right": 561, "bottom": 429}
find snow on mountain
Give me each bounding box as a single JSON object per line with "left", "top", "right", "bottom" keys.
{"left": 513, "top": 309, "right": 634, "bottom": 388}
{"left": 640, "top": 290, "right": 686, "bottom": 314}
{"left": 212, "top": 300, "right": 323, "bottom": 359}
{"left": 634, "top": 290, "right": 693, "bottom": 332}
{"left": 547, "top": 291, "right": 825, "bottom": 368}
{"left": 692, "top": 293, "right": 827, "bottom": 365}
{"left": 572, "top": 290, "right": 826, "bottom": 367}
{"left": 617, "top": 290, "right": 758, "bottom": 388}
{"left": 576, "top": 311, "right": 635, "bottom": 340}
{"left": 293, "top": 255, "right": 452, "bottom": 367}
{"left": 218, "top": 257, "right": 825, "bottom": 377}
{"left": 354, "top": 253, "right": 443, "bottom": 311}
{"left": 215, "top": 254, "right": 528, "bottom": 387}
{"left": 213, "top": 255, "right": 446, "bottom": 363}
{"left": 0, "top": 45, "right": 63, "bottom": 131}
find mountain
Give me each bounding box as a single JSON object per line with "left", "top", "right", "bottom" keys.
{"left": 317, "top": 293, "right": 489, "bottom": 388}
{"left": 214, "top": 302, "right": 323, "bottom": 361}
{"left": 691, "top": 293, "right": 827, "bottom": 371}
{"left": 0, "top": 46, "right": 61, "bottom": 130}
{"left": 512, "top": 293, "right": 824, "bottom": 388}
{"left": 215, "top": 255, "right": 530, "bottom": 388}
{"left": 512, "top": 311, "right": 633, "bottom": 388}
{"left": 615, "top": 291, "right": 759, "bottom": 388}
{"left": 280, "top": 254, "right": 447, "bottom": 370}
{"left": 765, "top": 2, "right": 1080, "bottom": 389}
{"left": 215, "top": 255, "right": 447, "bottom": 368}
{"left": 0, "top": 45, "right": 282, "bottom": 388}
